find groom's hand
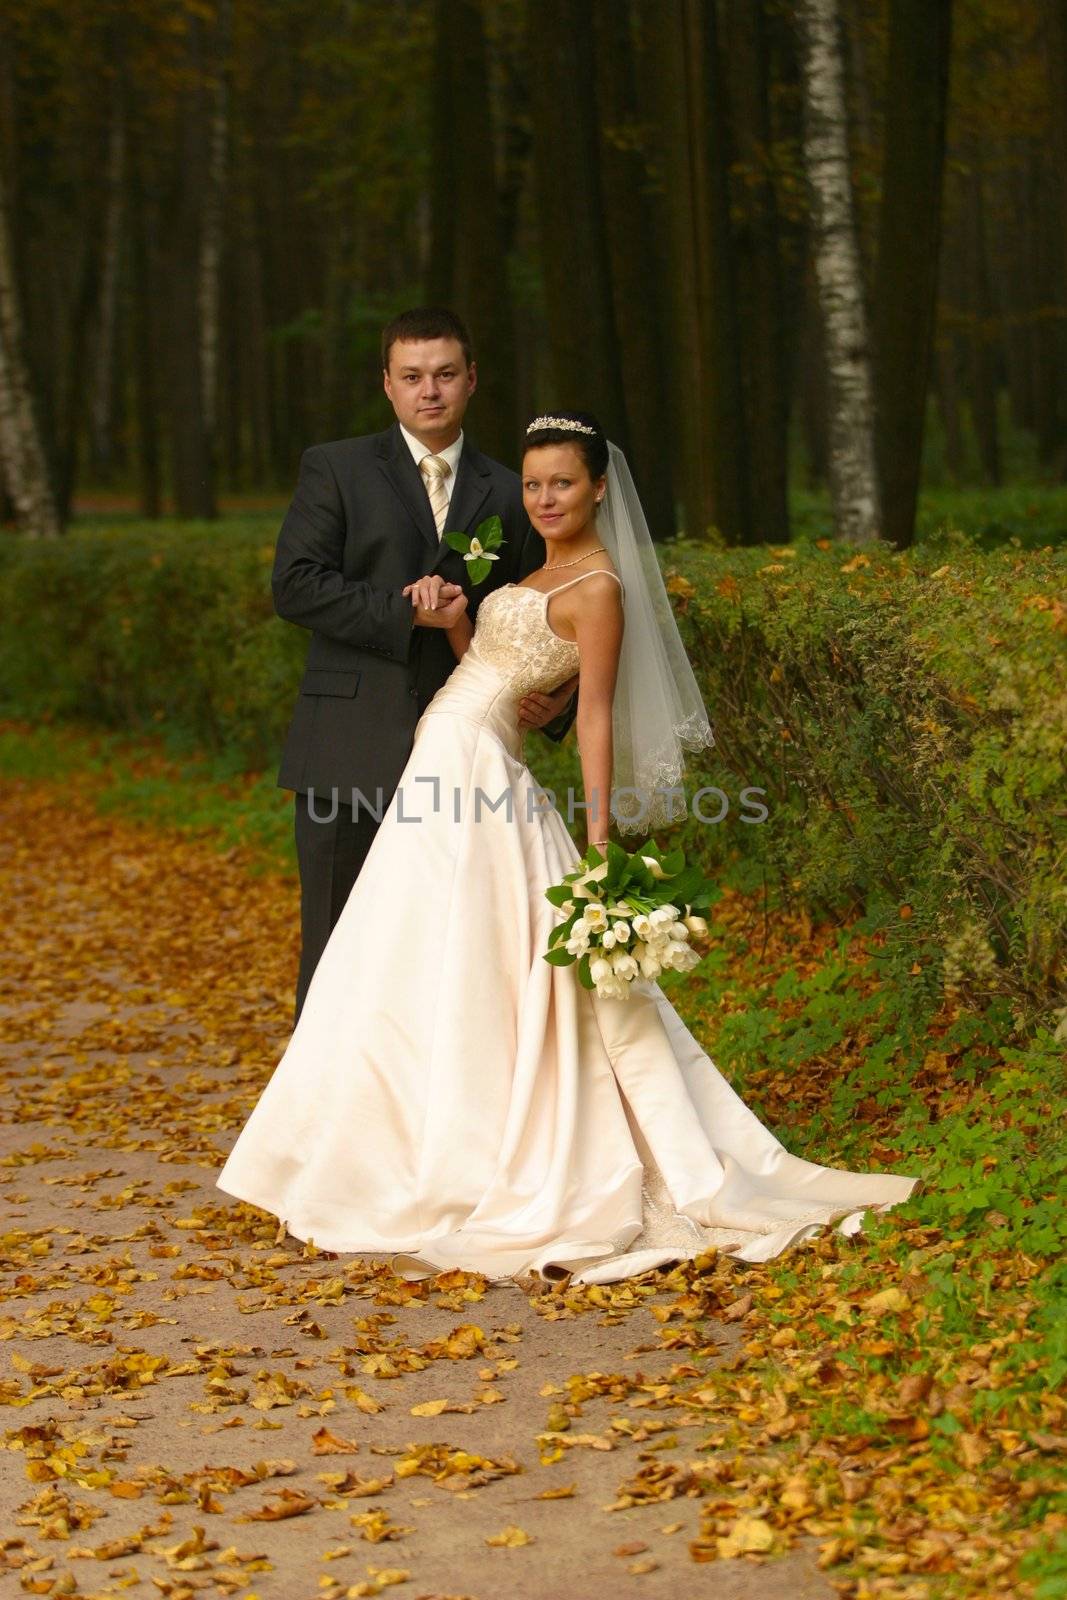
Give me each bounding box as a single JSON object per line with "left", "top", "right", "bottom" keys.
{"left": 518, "top": 678, "right": 578, "bottom": 732}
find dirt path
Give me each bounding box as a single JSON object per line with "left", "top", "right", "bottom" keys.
{"left": 0, "top": 778, "right": 836, "bottom": 1599}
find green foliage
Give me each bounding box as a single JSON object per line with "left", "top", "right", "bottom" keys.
{"left": 0, "top": 521, "right": 305, "bottom": 771}
{"left": 667, "top": 534, "right": 1065, "bottom": 1027}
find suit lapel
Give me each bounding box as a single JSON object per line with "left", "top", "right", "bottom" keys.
{"left": 374, "top": 423, "right": 497, "bottom": 584}
{"left": 374, "top": 424, "right": 439, "bottom": 553}
{"left": 429, "top": 439, "right": 493, "bottom": 584}
{"left": 444, "top": 445, "right": 491, "bottom": 540}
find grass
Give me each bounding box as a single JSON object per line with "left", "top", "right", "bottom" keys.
{"left": 49, "top": 479, "right": 1067, "bottom": 554}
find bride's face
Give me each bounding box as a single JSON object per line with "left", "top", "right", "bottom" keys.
{"left": 522, "top": 445, "right": 604, "bottom": 544}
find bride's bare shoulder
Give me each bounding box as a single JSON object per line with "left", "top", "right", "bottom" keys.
{"left": 572, "top": 566, "right": 623, "bottom": 604}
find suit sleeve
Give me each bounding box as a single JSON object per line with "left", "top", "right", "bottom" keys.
{"left": 271, "top": 445, "right": 416, "bottom": 661}
{"left": 514, "top": 512, "right": 578, "bottom": 745}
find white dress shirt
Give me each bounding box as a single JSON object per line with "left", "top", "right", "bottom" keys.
{"left": 398, "top": 422, "right": 464, "bottom": 513}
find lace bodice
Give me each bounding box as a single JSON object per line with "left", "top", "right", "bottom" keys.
{"left": 469, "top": 570, "right": 625, "bottom": 698}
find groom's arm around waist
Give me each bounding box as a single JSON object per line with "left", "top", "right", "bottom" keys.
{"left": 272, "top": 443, "right": 415, "bottom": 662}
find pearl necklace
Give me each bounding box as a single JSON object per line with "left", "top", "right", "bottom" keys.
{"left": 542, "top": 544, "right": 609, "bottom": 573}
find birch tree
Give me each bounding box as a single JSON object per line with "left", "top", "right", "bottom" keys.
{"left": 0, "top": 163, "right": 60, "bottom": 538}
{"left": 796, "top": 0, "right": 881, "bottom": 543}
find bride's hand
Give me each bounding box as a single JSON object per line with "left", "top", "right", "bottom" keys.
{"left": 402, "top": 575, "right": 462, "bottom": 611}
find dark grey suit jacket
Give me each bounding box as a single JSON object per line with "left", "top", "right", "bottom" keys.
{"left": 272, "top": 421, "right": 578, "bottom": 801}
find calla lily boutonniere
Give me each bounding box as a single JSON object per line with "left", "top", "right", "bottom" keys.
{"left": 442, "top": 514, "right": 506, "bottom": 584}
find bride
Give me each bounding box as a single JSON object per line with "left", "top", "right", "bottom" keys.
{"left": 215, "top": 412, "right": 921, "bottom": 1287}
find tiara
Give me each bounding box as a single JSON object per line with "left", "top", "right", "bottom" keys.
{"left": 526, "top": 414, "right": 598, "bottom": 437}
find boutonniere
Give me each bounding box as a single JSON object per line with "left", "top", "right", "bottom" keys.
{"left": 442, "top": 514, "right": 506, "bottom": 584}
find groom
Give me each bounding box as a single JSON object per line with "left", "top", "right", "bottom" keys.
{"left": 272, "top": 306, "right": 579, "bottom": 1025}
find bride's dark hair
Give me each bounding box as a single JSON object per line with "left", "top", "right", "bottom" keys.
{"left": 522, "top": 410, "right": 609, "bottom": 480}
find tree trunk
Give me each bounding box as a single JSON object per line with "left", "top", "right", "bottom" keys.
{"left": 129, "top": 138, "right": 161, "bottom": 519}
{"left": 1043, "top": 0, "right": 1067, "bottom": 475}
{"left": 934, "top": 332, "right": 964, "bottom": 484}
{"left": 645, "top": 0, "right": 750, "bottom": 543}
{"left": 796, "top": 0, "right": 881, "bottom": 543}
{"left": 1027, "top": 157, "right": 1063, "bottom": 466}
{"left": 967, "top": 165, "right": 1000, "bottom": 486}
{"left": 199, "top": 0, "right": 231, "bottom": 443}
{"left": 872, "top": 0, "right": 951, "bottom": 550}
{"left": 592, "top": 0, "right": 674, "bottom": 536}
{"left": 797, "top": 273, "right": 830, "bottom": 487}
{"left": 89, "top": 95, "right": 126, "bottom": 482}
{"left": 525, "top": 0, "right": 627, "bottom": 448}
{"left": 167, "top": 6, "right": 215, "bottom": 518}
{"left": 55, "top": 226, "right": 96, "bottom": 523}
{"left": 721, "top": 0, "right": 790, "bottom": 544}
{"left": 426, "top": 0, "right": 455, "bottom": 307}
{"left": 434, "top": 0, "right": 515, "bottom": 464}
{"left": 0, "top": 162, "right": 61, "bottom": 537}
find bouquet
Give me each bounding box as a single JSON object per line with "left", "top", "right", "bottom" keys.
{"left": 543, "top": 838, "right": 716, "bottom": 999}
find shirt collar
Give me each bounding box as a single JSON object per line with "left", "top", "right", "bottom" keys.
{"left": 398, "top": 421, "right": 464, "bottom": 477}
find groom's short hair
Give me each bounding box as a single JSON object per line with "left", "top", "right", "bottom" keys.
{"left": 381, "top": 307, "right": 473, "bottom": 372}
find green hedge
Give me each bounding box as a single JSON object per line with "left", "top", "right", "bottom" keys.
{"left": 1, "top": 522, "right": 1063, "bottom": 1024}
{"left": 666, "top": 535, "right": 1065, "bottom": 1030}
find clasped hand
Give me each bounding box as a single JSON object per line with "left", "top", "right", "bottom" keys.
{"left": 402, "top": 573, "right": 575, "bottom": 732}
{"left": 402, "top": 573, "right": 467, "bottom": 627}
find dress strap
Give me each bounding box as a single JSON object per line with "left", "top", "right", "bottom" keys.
{"left": 541, "top": 569, "right": 625, "bottom": 603}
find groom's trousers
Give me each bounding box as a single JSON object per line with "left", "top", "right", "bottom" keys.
{"left": 293, "top": 789, "right": 381, "bottom": 1028}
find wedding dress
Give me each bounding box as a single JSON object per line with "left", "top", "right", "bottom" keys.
{"left": 216, "top": 570, "right": 921, "bottom": 1286}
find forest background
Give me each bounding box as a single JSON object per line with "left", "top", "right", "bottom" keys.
{"left": 2, "top": 0, "right": 1067, "bottom": 548}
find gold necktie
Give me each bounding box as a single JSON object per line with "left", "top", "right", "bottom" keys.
{"left": 419, "top": 454, "right": 452, "bottom": 537}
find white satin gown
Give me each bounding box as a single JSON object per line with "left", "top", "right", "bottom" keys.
{"left": 216, "top": 570, "right": 921, "bottom": 1285}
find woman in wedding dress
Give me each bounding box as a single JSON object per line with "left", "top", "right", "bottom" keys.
{"left": 216, "top": 413, "right": 921, "bottom": 1287}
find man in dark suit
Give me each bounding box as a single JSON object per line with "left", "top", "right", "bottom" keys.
{"left": 272, "top": 306, "right": 578, "bottom": 1025}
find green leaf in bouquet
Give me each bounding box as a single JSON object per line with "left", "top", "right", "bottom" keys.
{"left": 605, "top": 838, "right": 629, "bottom": 877}
{"left": 662, "top": 864, "right": 705, "bottom": 904}
{"left": 576, "top": 951, "right": 595, "bottom": 990}
{"left": 661, "top": 847, "right": 686, "bottom": 875}
{"left": 544, "top": 883, "right": 574, "bottom": 908}
{"left": 547, "top": 911, "right": 579, "bottom": 948}
{"left": 544, "top": 946, "right": 576, "bottom": 966}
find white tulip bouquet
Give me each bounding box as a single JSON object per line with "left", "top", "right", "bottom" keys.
{"left": 543, "top": 838, "right": 716, "bottom": 999}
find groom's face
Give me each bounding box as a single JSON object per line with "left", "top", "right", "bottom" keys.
{"left": 383, "top": 337, "right": 476, "bottom": 448}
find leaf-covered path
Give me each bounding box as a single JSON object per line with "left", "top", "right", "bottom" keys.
{"left": 2, "top": 763, "right": 1060, "bottom": 1600}
{"left": 0, "top": 776, "right": 838, "bottom": 1599}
